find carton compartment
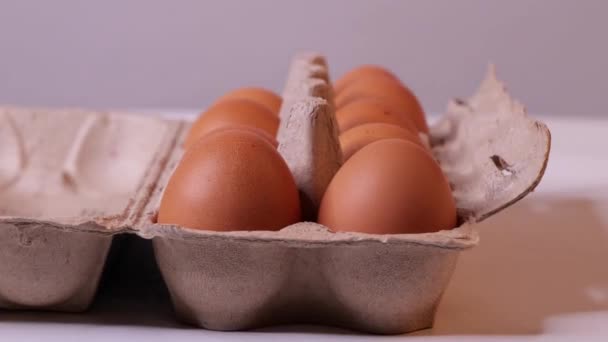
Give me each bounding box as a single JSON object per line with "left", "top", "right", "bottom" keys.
{"left": 0, "top": 223, "right": 113, "bottom": 311}
{"left": 147, "top": 56, "right": 549, "bottom": 334}
{"left": 0, "top": 108, "right": 183, "bottom": 311}
{"left": 0, "top": 108, "right": 173, "bottom": 221}
{"left": 153, "top": 228, "right": 460, "bottom": 334}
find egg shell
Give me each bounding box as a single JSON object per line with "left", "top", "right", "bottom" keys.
{"left": 340, "top": 122, "right": 424, "bottom": 161}
{"left": 184, "top": 99, "right": 279, "bottom": 149}
{"left": 0, "top": 59, "right": 550, "bottom": 334}
{"left": 335, "top": 78, "right": 429, "bottom": 133}
{"left": 334, "top": 65, "right": 400, "bottom": 94}
{"left": 319, "top": 139, "right": 456, "bottom": 234}
{"left": 214, "top": 87, "right": 282, "bottom": 114}
{"left": 158, "top": 129, "right": 300, "bottom": 231}
{"left": 336, "top": 97, "right": 418, "bottom": 133}
{"left": 194, "top": 124, "right": 279, "bottom": 149}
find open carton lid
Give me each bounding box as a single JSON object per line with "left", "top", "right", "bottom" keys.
{"left": 0, "top": 108, "right": 186, "bottom": 233}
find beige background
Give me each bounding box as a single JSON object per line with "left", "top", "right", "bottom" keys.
{"left": 0, "top": 0, "right": 605, "bottom": 115}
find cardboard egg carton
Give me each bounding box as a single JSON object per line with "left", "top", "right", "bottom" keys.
{"left": 0, "top": 53, "right": 550, "bottom": 334}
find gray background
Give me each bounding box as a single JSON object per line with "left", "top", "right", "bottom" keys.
{"left": 0, "top": 0, "right": 605, "bottom": 115}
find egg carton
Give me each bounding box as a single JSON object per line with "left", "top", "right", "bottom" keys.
{"left": 0, "top": 53, "right": 550, "bottom": 334}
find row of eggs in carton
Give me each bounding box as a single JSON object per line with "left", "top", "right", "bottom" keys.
{"left": 159, "top": 62, "right": 455, "bottom": 235}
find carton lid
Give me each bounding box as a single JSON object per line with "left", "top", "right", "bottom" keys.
{"left": 432, "top": 65, "right": 551, "bottom": 222}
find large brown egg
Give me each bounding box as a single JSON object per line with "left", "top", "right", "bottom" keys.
{"left": 334, "top": 65, "right": 400, "bottom": 94}
{"left": 215, "top": 87, "right": 282, "bottom": 114}
{"left": 318, "top": 139, "right": 456, "bottom": 234}
{"left": 158, "top": 129, "right": 301, "bottom": 231}
{"left": 336, "top": 98, "right": 417, "bottom": 133}
{"left": 340, "top": 123, "right": 424, "bottom": 162}
{"left": 184, "top": 99, "right": 279, "bottom": 149}
{"left": 335, "top": 78, "right": 428, "bottom": 134}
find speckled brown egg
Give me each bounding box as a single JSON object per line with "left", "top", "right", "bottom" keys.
{"left": 340, "top": 123, "right": 424, "bottom": 162}
{"left": 158, "top": 129, "right": 301, "bottom": 231}
{"left": 184, "top": 99, "right": 279, "bottom": 149}
{"left": 215, "top": 87, "right": 282, "bottom": 114}
{"left": 335, "top": 98, "right": 418, "bottom": 133}
{"left": 318, "top": 139, "right": 456, "bottom": 234}
{"left": 335, "top": 78, "right": 428, "bottom": 134}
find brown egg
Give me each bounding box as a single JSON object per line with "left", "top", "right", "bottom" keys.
{"left": 184, "top": 99, "right": 279, "bottom": 149}
{"left": 336, "top": 98, "right": 418, "bottom": 133}
{"left": 158, "top": 129, "right": 301, "bottom": 231}
{"left": 215, "top": 87, "right": 282, "bottom": 114}
{"left": 340, "top": 123, "right": 424, "bottom": 162}
{"left": 335, "top": 78, "right": 429, "bottom": 133}
{"left": 334, "top": 65, "right": 400, "bottom": 94}
{"left": 318, "top": 139, "right": 456, "bottom": 234}
{"left": 198, "top": 124, "right": 278, "bottom": 149}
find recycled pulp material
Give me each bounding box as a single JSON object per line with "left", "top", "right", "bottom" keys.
{"left": 0, "top": 54, "right": 550, "bottom": 334}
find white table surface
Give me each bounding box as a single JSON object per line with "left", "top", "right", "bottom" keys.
{"left": 2, "top": 113, "right": 608, "bottom": 341}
